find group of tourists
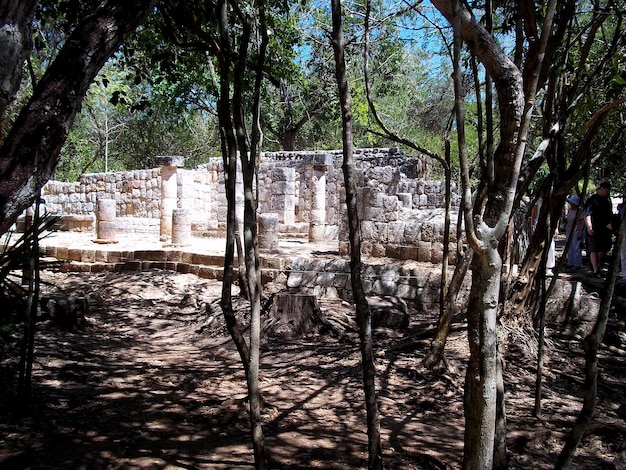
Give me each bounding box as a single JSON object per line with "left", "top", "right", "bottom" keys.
{"left": 561, "top": 181, "right": 625, "bottom": 278}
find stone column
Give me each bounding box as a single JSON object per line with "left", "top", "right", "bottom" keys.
{"left": 258, "top": 213, "right": 279, "bottom": 252}
{"left": 172, "top": 209, "right": 192, "bottom": 246}
{"left": 156, "top": 155, "right": 184, "bottom": 241}
{"left": 95, "top": 197, "right": 117, "bottom": 243}
{"left": 308, "top": 154, "right": 332, "bottom": 242}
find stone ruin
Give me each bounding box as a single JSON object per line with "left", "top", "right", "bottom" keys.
{"left": 29, "top": 148, "right": 602, "bottom": 334}
{"left": 39, "top": 148, "right": 462, "bottom": 264}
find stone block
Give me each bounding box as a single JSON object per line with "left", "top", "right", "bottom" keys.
{"left": 396, "top": 284, "right": 417, "bottom": 299}
{"left": 363, "top": 206, "right": 384, "bottom": 221}
{"left": 287, "top": 271, "right": 303, "bottom": 288}
{"left": 397, "top": 193, "right": 412, "bottom": 208}
{"left": 90, "top": 263, "right": 110, "bottom": 273}
{"left": 166, "top": 250, "right": 183, "bottom": 262}
{"left": 324, "top": 259, "right": 349, "bottom": 272}
{"left": 71, "top": 262, "right": 92, "bottom": 273}
{"left": 333, "top": 273, "right": 351, "bottom": 288}
{"left": 403, "top": 221, "right": 420, "bottom": 243}
{"left": 81, "top": 250, "right": 96, "bottom": 263}
{"left": 431, "top": 241, "right": 444, "bottom": 264}
{"left": 187, "top": 264, "right": 200, "bottom": 276}
{"left": 135, "top": 250, "right": 167, "bottom": 262}
{"left": 421, "top": 222, "right": 435, "bottom": 241}
{"left": 361, "top": 241, "right": 373, "bottom": 257}
{"left": 418, "top": 241, "right": 432, "bottom": 263}
{"left": 104, "top": 251, "right": 123, "bottom": 263}
{"left": 316, "top": 272, "right": 335, "bottom": 287}
{"left": 177, "top": 263, "right": 191, "bottom": 274}
{"left": 361, "top": 221, "right": 377, "bottom": 240}
{"left": 143, "top": 261, "right": 166, "bottom": 270}
{"left": 42, "top": 246, "right": 57, "bottom": 258}
{"left": 120, "top": 261, "right": 142, "bottom": 271}
{"left": 261, "top": 269, "right": 277, "bottom": 285}
{"left": 262, "top": 256, "right": 284, "bottom": 270}
{"left": 387, "top": 222, "right": 405, "bottom": 244}
{"left": 67, "top": 249, "right": 82, "bottom": 261}
{"left": 372, "top": 244, "right": 386, "bottom": 257}
{"left": 181, "top": 252, "right": 194, "bottom": 264}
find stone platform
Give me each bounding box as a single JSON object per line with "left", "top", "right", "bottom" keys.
{"left": 34, "top": 231, "right": 448, "bottom": 309}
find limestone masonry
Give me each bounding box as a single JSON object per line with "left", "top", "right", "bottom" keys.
{"left": 40, "top": 148, "right": 462, "bottom": 264}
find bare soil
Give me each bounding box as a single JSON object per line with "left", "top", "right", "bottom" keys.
{"left": 1, "top": 269, "right": 625, "bottom": 469}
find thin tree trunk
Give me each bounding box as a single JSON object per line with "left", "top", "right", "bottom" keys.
{"left": 463, "top": 251, "right": 501, "bottom": 469}
{"left": 237, "top": 2, "right": 269, "bottom": 465}
{"left": 331, "top": 1, "right": 382, "bottom": 467}
{"left": 534, "top": 188, "right": 553, "bottom": 418}
{"left": 494, "top": 348, "right": 508, "bottom": 469}
{"left": 423, "top": 247, "right": 472, "bottom": 369}
{"left": 440, "top": 142, "right": 452, "bottom": 323}
{"left": 216, "top": 0, "right": 250, "bottom": 380}
{"left": 17, "top": 197, "right": 41, "bottom": 403}
{"left": 556, "top": 213, "right": 626, "bottom": 468}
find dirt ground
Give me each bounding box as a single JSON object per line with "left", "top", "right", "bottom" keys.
{"left": 1, "top": 268, "right": 625, "bottom": 469}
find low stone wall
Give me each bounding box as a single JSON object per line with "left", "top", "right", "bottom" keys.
{"left": 284, "top": 257, "right": 459, "bottom": 314}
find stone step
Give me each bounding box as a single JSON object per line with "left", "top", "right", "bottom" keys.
{"left": 42, "top": 245, "right": 229, "bottom": 266}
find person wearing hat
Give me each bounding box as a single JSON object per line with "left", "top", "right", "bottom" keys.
{"left": 565, "top": 194, "right": 583, "bottom": 269}
{"left": 583, "top": 181, "right": 614, "bottom": 277}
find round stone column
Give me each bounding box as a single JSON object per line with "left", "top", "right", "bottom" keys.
{"left": 308, "top": 166, "right": 326, "bottom": 242}
{"left": 96, "top": 197, "right": 117, "bottom": 243}
{"left": 171, "top": 208, "right": 192, "bottom": 246}
{"left": 258, "top": 213, "right": 279, "bottom": 253}
{"left": 156, "top": 156, "right": 184, "bottom": 241}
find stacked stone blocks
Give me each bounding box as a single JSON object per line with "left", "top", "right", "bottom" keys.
{"left": 41, "top": 148, "right": 459, "bottom": 264}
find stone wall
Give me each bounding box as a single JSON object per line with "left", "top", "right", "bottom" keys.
{"left": 40, "top": 148, "right": 461, "bottom": 263}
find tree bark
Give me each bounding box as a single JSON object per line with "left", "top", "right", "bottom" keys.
{"left": 0, "top": 0, "right": 36, "bottom": 125}
{"left": 211, "top": 1, "right": 266, "bottom": 467}
{"left": 423, "top": 247, "right": 472, "bottom": 369}
{"left": 556, "top": 214, "right": 626, "bottom": 468}
{"left": 331, "top": 1, "right": 382, "bottom": 468}
{"left": 432, "top": 0, "right": 554, "bottom": 466}
{"left": 238, "top": 3, "right": 269, "bottom": 466}
{"left": 0, "top": 0, "right": 157, "bottom": 236}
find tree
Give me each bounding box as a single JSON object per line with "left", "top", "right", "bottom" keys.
{"left": 0, "top": 0, "right": 37, "bottom": 132}
{"left": 508, "top": 1, "right": 626, "bottom": 315}
{"left": 0, "top": 0, "right": 158, "bottom": 236}
{"left": 159, "top": 0, "right": 300, "bottom": 466}
{"left": 330, "top": 0, "right": 383, "bottom": 468}
{"left": 430, "top": 0, "right": 556, "bottom": 467}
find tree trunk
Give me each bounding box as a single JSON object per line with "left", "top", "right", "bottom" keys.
{"left": 17, "top": 197, "right": 41, "bottom": 403}
{"left": 432, "top": 0, "right": 554, "bottom": 465}
{"left": 0, "top": 0, "right": 157, "bottom": 236}
{"left": 423, "top": 248, "right": 472, "bottom": 369}
{"left": 216, "top": 8, "right": 251, "bottom": 378}
{"left": 213, "top": 2, "right": 266, "bottom": 466}
{"left": 0, "top": 0, "right": 36, "bottom": 125}
{"left": 331, "top": 1, "right": 382, "bottom": 468}
{"left": 556, "top": 214, "right": 626, "bottom": 468}
{"left": 235, "top": 4, "right": 269, "bottom": 468}
{"left": 463, "top": 248, "right": 501, "bottom": 469}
